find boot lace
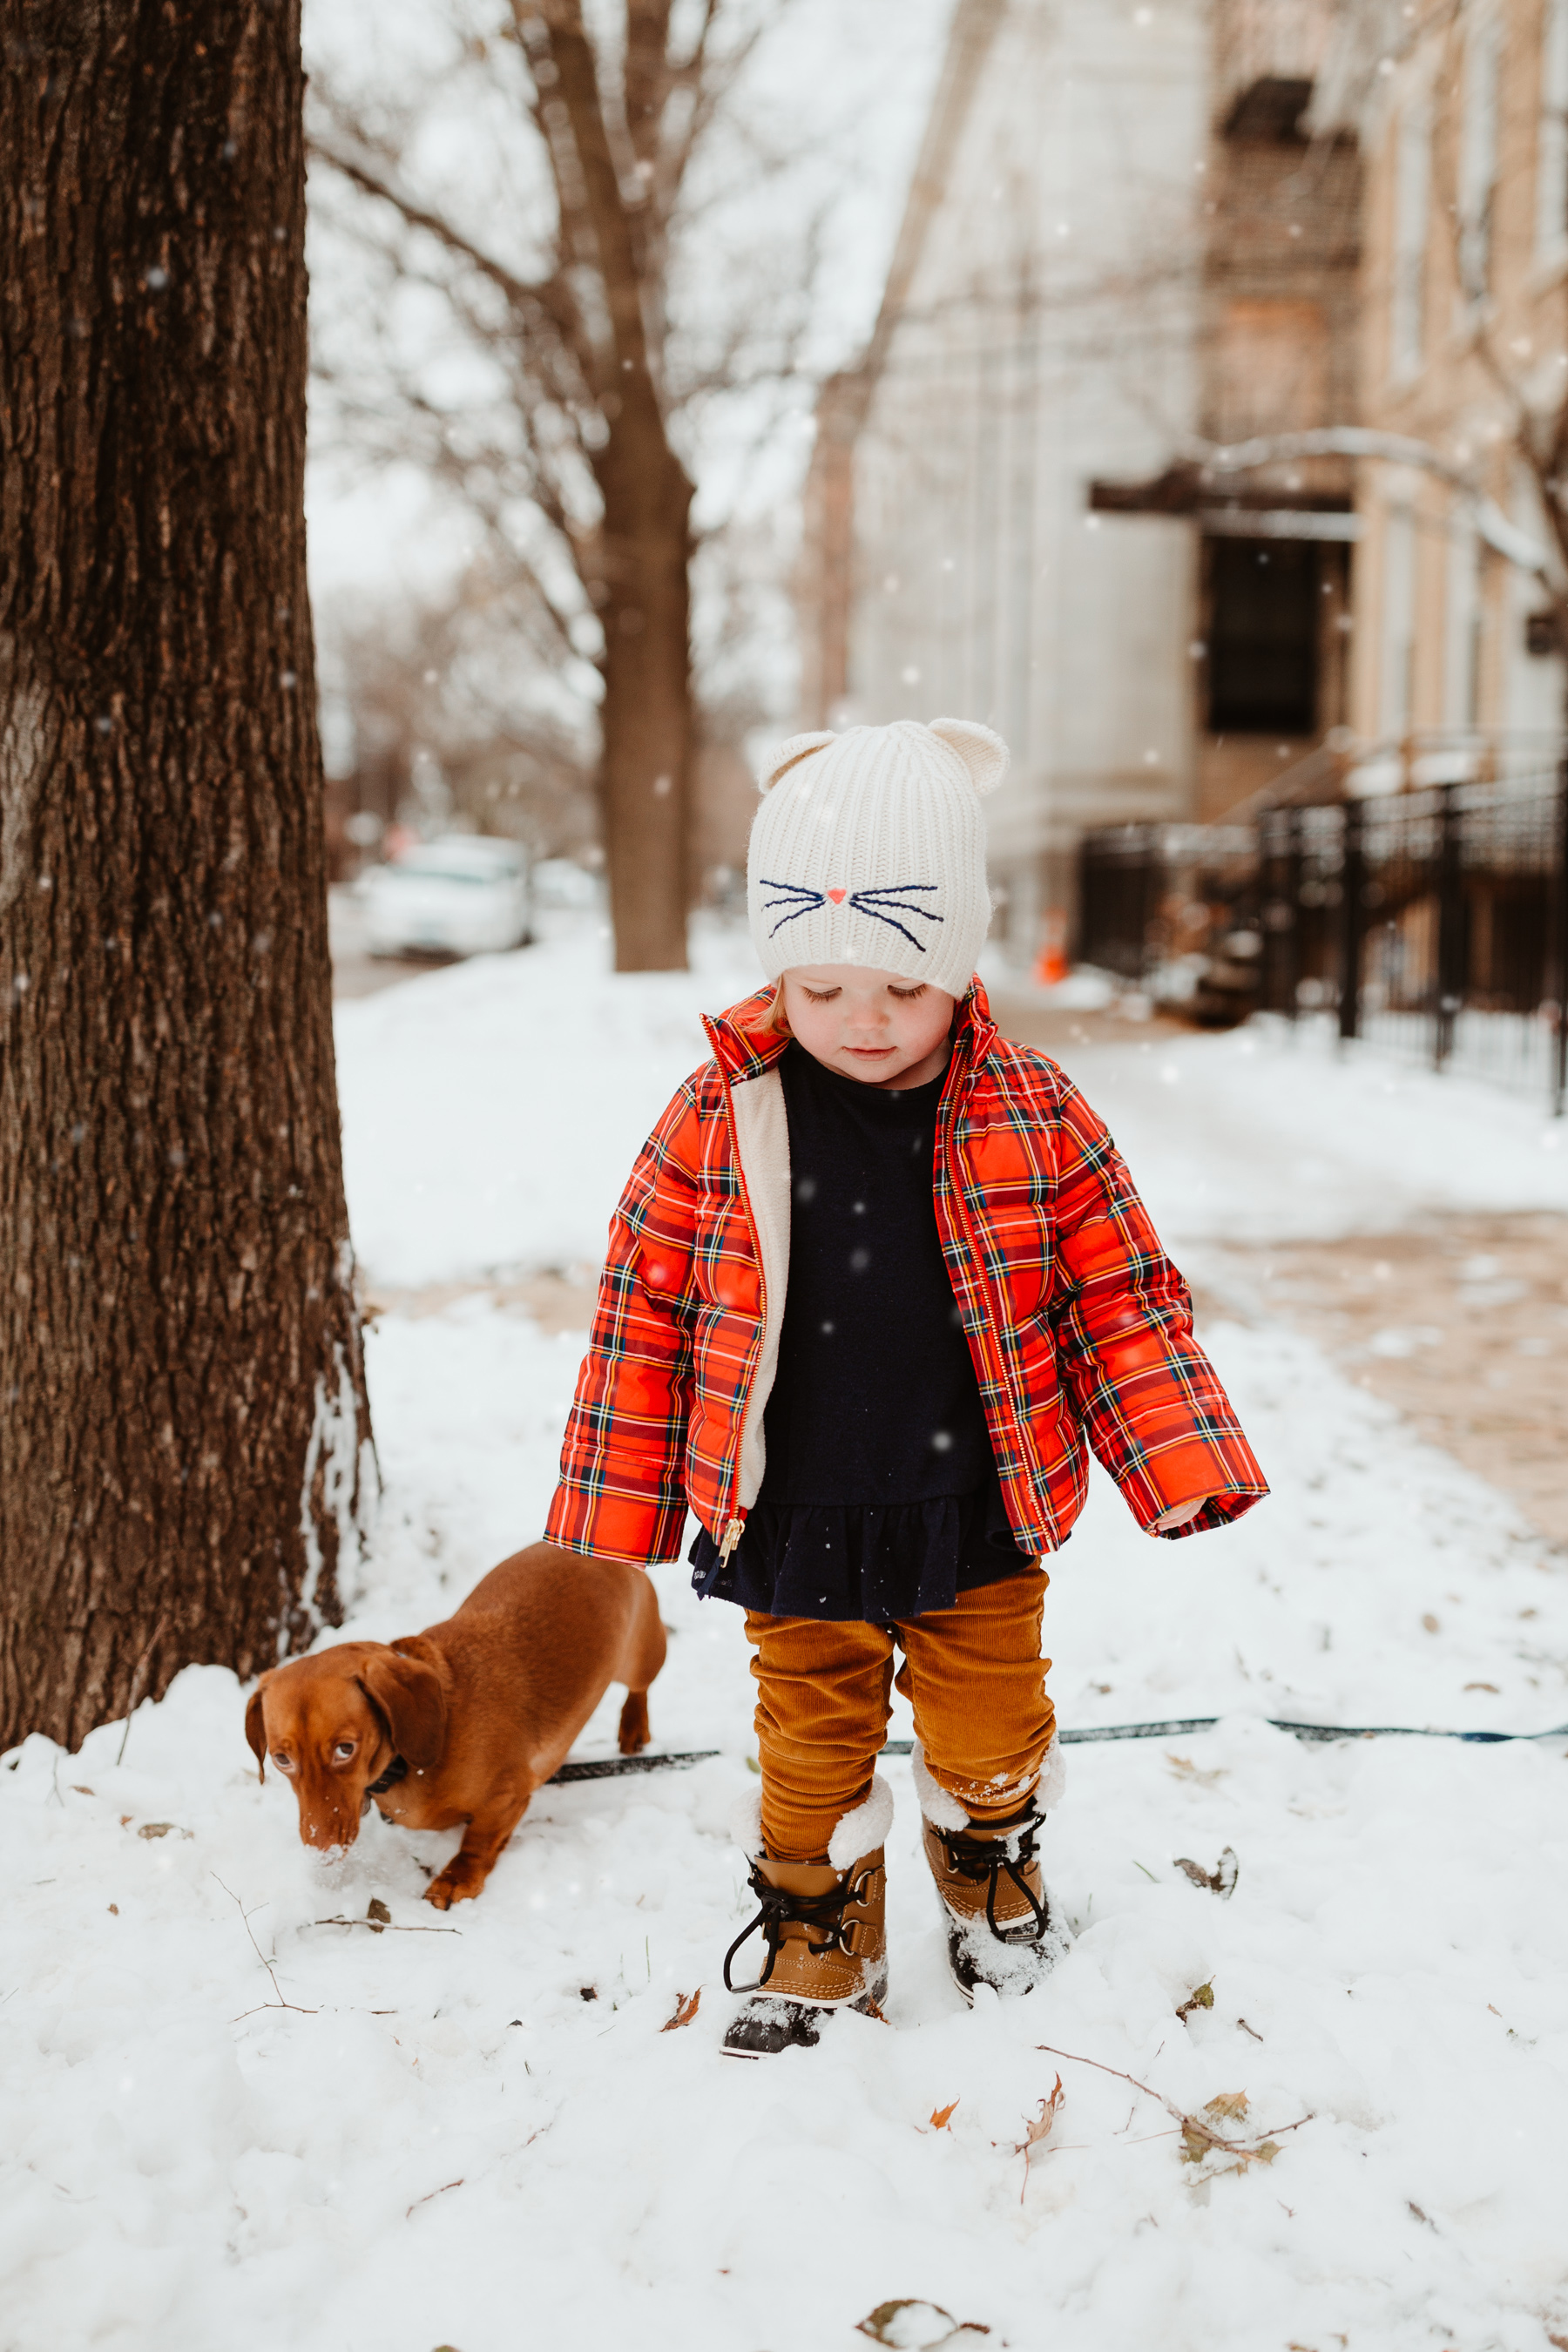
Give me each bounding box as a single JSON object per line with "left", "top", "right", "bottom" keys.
{"left": 722, "top": 1861, "right": 867, "bottom": 1994}
{"left": 935, "top": 1805, "right": 1050, "bottom": 1942}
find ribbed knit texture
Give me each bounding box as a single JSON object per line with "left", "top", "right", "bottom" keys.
{"left": 747, "top": 717, "right": 1008, "bottom": 998}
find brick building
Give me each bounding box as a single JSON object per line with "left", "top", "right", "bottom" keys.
{"left": 1334, "top": 0, "right": 1566, "bottom": 766}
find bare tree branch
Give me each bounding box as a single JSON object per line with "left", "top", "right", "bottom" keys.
{"left": 1184, "top": 427, "right": 1558, "bottom": 582}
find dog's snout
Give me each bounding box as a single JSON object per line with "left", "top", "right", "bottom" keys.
{"left": 298, "top": 1798, "right": 361, "bottom": 1851}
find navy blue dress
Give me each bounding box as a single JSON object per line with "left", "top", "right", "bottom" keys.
{"left": 689, "top": 1042, "right": 1037, "bottom": 1623}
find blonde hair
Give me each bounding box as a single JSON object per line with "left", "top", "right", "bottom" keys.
{"left": 754, "top": 980, "right": 791, "bottom": 1038}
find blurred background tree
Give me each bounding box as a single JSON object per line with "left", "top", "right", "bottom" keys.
{"left": 308, "top": 0, "right": 830, "bottom": 970}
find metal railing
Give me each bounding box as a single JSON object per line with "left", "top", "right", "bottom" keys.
{"left": 1078, "top": 749, "right": 1568, "bottom": 1111}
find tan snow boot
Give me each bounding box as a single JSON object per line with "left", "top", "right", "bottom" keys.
{"left": 721, "top": 1849, "right": 888, "bottom": 2058}
{"left": 922, "top": 1801, "right": 1069, "bottom": 2001}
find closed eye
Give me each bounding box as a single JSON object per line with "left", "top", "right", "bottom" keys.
{"left": 801, "top": 986, "right": 841, "bottom": 1003}
{"left": 889, "top": 984, "right": 928, "bottom": 999}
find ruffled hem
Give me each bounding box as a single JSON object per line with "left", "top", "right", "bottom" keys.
{"left": 689, "top": 1475, "right": 1036, "bottom": 1623}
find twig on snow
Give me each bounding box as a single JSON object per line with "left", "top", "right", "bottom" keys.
{"left": 1034, "top": 2041, "right": 1313, "bottom": 2172}
{"left": 213, "top": 1875, "right": 318, "bottom": 2019}
{"left": 310, "top": 1915, "right": 461, "bottom": 1936}
{"left": 406, "top": 2176, "right": 463, "bottom": 2219}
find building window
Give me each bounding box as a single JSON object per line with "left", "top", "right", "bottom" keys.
{"left": 1390, "top": 99, "right": 1430, "bottom": 380}
{"left": 1458, "top": 17, "right": 1502, "bottom": 307}
{"left": 1538, "top": 0, "right": 1568, "bottom": 259}
{"left": 1205, "top": 538, "right": 1319, "bottom": 735}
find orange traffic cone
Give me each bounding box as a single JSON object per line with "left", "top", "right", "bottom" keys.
{"left": 1032, "top": 911, "right": 1069, "bottom": 987}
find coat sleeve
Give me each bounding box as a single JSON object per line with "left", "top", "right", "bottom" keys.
{"left": 545, "top": 1082, "right": 702, "bottom": 1566}
{"left": 1045, "top": 1078, "right": 1268, "bottom": 1538}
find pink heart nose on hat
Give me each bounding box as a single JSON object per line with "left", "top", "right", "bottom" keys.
{"left": 826, "top": 888, "right": 848, "bottom": 904}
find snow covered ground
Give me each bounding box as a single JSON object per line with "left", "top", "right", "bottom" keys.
{"left": 5, "top": 927, "right": 1568, "bottom": 2352}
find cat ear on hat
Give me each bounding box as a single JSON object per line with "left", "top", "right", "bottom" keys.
{"left": 757, "top": 731, "right": 835, "bottom": 794}
{"left": 928, "top": 717, "right": 1009, "bottom": 797}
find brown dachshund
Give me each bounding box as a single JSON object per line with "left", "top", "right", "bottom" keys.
{"left": 244, "top": 1542, "right": 666, "bottom": 1908}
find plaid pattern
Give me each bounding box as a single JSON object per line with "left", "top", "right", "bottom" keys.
{"left": 547, "top": 982, "right": 1267, "bottom": 1565}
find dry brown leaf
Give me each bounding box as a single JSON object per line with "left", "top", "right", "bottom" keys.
{"left": 661, "top": 1988, "right": 701, "bottom": 2032}
{"left": 1176, "top": 1980, "right": 1215, "bottom": 2024}
{"left": 1014, "top": 2074, "right": 1065, "bottom": 2201}
{"left": 855, "top": 2299, "right": 990, "bottom": 2347}
{"left": 367, "top": 1897, "right": 391, "bottom": 1932}
{"left": 929, "top": 2099, "right": 960, "bottom": 2130}
{"left": 1173, "top": 1848, "right": 1239, "bottom": 1899}
{"left": 1018, "top": 2076, "right": 1065, "bottom": 2151}
{"left": 1206, "top": 2091, "right": 1249, "bottom": 2121}
{"left": 1166, "top": 1753, "right": 1227, "bottom": 1787}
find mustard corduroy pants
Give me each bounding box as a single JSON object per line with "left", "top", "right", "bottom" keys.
{"left": 744, "top": 1568, "right": 1056, "bottom": 1862}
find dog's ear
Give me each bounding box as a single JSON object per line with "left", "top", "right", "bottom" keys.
{"left": 356, "top": 1643, "right": 448, "bottom": 1772}
{"left": 244, "top": 1681, "right": 270, "bottom": 1781}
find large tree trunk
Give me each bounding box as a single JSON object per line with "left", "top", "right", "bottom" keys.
{"left": 0, "top": 0, "right": 373, "bottom": 1753}
{"left": 595, "top": 434, "right": 696, "bottom": 974}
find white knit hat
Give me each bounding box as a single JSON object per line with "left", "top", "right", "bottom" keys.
{"left": 747, "top": 718, "right": 1008, "bottom": 999}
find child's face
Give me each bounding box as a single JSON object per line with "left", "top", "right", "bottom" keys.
{"left": 780, "top": 965, "right": 957, "bottom": 1090}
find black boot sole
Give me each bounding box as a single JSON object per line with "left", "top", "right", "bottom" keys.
{"left": 942, "top": 1904, "right": 1070, "bottom": 2005}
{"left": 720, "top": 1967, "right": 889, "bottom": 2059}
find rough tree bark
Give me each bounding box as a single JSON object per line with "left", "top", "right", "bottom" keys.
{"left": 0, "top": 0, "right": 374, "bottom": 1753}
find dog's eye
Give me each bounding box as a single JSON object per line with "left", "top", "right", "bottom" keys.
{"left": 332, "top": 1740, "right": 356, "bottom": 1761}
{"left": 272, "top": 1751, "right": 296, "bottom": 1774}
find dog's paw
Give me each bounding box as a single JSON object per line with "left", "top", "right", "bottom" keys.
{"left": 425, "top": 1867, "right": 482, "bottom": 1909}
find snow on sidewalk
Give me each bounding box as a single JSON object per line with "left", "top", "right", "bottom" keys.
{"left": 334, "top": 922, "right": 1568, "bottom": 1287}
{"left": 4, "top": 934, "right": 1568, "bottom": 2352}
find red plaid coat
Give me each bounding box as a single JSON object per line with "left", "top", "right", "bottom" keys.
{"left": 547, "top": 981, "right": 1267, "bottom": 1565}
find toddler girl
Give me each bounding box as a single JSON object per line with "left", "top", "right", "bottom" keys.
{"left": 548, "top": 718, "right": 1267, "bottom": 2057}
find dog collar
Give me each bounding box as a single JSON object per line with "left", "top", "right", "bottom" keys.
{"left": 366, "top": 1754, "right": 408, "bottom": 1798}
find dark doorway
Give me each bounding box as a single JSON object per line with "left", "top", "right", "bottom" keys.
{"left": 1206, "top": 537, "right": 1319, "bottom": 733}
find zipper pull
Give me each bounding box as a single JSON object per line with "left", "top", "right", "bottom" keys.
{"left": 718, "top": 1515, "right": 745, "bottom": 1562}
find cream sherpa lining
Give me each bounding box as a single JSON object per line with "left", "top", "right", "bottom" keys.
{"left": 727, "top": 1068, "right": 790, "bottom": 1511}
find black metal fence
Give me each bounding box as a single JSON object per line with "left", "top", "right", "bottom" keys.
{"left": 1078, "top": 760, "right": 1568, "bottom": 1110}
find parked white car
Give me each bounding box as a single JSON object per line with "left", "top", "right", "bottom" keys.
{"left": 361, "top": 836, "right": 531, "bottom": 959}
